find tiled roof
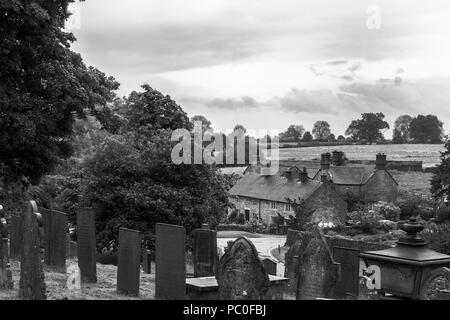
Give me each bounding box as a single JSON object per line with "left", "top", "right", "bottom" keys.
{"left": 312, "top": 167, "right": 376, "bottom": 185}
{"left": 228, "top": 172, "right": 322, "bottom": 203}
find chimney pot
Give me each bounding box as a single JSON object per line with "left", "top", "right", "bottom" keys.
{"left": 321, "top": 174, "right": 328, "bottom": 183}
{"left": 321, "top": 153, "right": 331, "bottom": 170}
{"left": 299, "top": 167, "right": 309, "bottom": 183}
{"left": 376, "top": 153, "right": 387, "bottom": 170}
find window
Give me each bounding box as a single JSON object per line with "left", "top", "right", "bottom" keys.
{"left": 271, "top": 201, "right": 277, "bottom": 209}
{"left": 285, "top": 203, "right": 291, "bottom": 212}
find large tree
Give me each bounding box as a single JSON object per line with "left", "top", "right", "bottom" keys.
{"left": 280, "top": 125, "right": 305, "bottom": 142}
{"left": 312, "top": 121, "right": 331, "bottom": 141}
{"left": 345, "top": 113, "right": 390, "bottom": 144}
{"left": 392, "top": 115, "right": 413, "bottom": 144}
{"left": 409, "top": 115, "right": 444, "bottom": 144}
{"left": 431, "top": 140, "right": 450, "bottom": 202}
{"left": 0, "top": 0, "right": 119, "bottom": 184}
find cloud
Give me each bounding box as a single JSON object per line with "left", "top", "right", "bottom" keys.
{"left": 206, "top": 96, "right": 260, "bottom": 110}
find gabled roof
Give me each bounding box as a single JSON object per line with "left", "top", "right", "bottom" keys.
{"left": 228, "top": 172, "right": 322, "bottom": 203}
{"left": 312, "top": 167, "right": 398, "bottom": 186}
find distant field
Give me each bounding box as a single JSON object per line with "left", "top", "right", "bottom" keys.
{"left": 390, "top": 170, "right": 434, "bottom": 197}
{"left": 271, "top": 144, "right": 445, "bottom": 168}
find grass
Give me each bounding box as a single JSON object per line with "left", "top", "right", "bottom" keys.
{"left": 390, "top": 170, "right": 433, "bottom": 197}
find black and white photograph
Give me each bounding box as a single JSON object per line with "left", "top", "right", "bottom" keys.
{"left": 1, "top": 0, "right": 450, "bottom": 306}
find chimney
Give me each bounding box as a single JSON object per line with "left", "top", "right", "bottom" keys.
{"left": 299, "top": 167, "right": 309, "bottom": 184}
{"left": 320, "top": 174, "right": 328, "bottom": 183}
{"left": 321, "top": 153, "right": 331, "bottom": 170}
{"left": 376, "top": 153, "right": 387, "bottom": 170}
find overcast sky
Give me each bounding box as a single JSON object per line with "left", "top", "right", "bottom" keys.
{"left": 69, "top": 0, "right": 450, "bottom": 137}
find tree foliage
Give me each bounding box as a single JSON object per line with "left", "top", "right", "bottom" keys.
{"left": 312, "top": 121, "right": 331, "bottom": 141}
{"left": 392, "top": 115, "right": 413, "bottom": 144}
{"left": 0, "top": 0, "right": 119, "bottom": 184}
{"left": 280, "top": 125, "right": 305, "bottom": 142}
{"left": 409, "top": 114, "right": 443, "bottom": 144}
{"left": 345, "top": 113, "right": 389, "bottom": 144}
{"left": 431, "top": 141, "right": 450, "bottom": 202}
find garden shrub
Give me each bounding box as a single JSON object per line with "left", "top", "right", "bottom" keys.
{"left": 348, "top": 210, "right": 383, "bottom": 234}
{"left": 436, "top": 205, "right": 450, "bottom": 223}
{"left": 372, "top": 201, "right": 401, "bottom": 221}
{"left": 422, "top": 223, "right": 450, "bottom": 255}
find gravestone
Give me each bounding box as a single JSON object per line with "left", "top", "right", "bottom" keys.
{"left": 284, "top": 238, "right": 309, "bottom": 293}
{"left": 40, "top": 208, "right": 67, "bottom": 272}
{"left": 285, "top": 229, "right": 303, "bottom": 247}
{"left": 217, "top": 237, "right": 270, "bottom": 300}
{"left": 117, "top": 228, "right": 141, "bottom": 296}
{"left": 19, "top": 201, "right": 46, "bottom": 300}
{"left": 262, "top": 257, "right": 277, "bottom": 276}
{"left": 155, "top": 223, "right": 186, "bottom": 300}
{"left": 296, "top": 233, "right": 339, "bottom": 300}
{"left": 9, "top": 215, "right": 22, "bottom": 260}
{"left": 193, "top": 228, "right": 217, "bottom": 277}
{"left": 0, "top": 238, "right": 13, "bottom": 289}
{"left": 142, "top": 249, "right": 151, "bottom": 274}
{"left": 332, "top": 247, "right": 360, "bottom": 298}
{"left": 76, "top": 207, "right": 97, "bottom": 283}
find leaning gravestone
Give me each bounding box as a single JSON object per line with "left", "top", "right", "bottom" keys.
{"left": 9, "top": 215, "right": 22, "bottom": 260}
{"left": 155, "top": 223, "right": 186, "bottom": 300}
{"left": 40, "top": 208, "right": 67, "bottom": 272}
{"left": 217, "top": 237, "right": 270, "bottom": 300}
{"left": 76, "top": 207, "right": 97, "bottom": 283}
{"left": 117, "top": 228, "right": 141, "bottom": 296}
{"left": 193, "top": 228, "right": 218, "bottom": 277}
{"left": 19, "top": 201, "right": 46, "bottom": 300}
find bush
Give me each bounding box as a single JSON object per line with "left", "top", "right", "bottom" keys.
{"left": 237, "top": 213, "right": 246, "bottom": 225}
{"left": 397, "top": 195, "right": 438, "bottom": 221}
{"left": 422, "top": 223, "right": 450, "bottom": 255}
{"left": 348, "top": 210, "right": 383, "bottom": 234}
{"left": 372, "top": 202, "right": 401, "bottom": 221}
{"left": 436, "top": 206, "right": 450, "bottom": 223}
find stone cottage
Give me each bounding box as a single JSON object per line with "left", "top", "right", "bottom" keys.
{"left": 228, "top": 166, "right": 347, "bottom": 225}
{"left": 312, "top": 153, "right": 398, "bottom": 203}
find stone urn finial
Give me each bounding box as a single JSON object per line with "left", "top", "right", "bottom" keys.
{"left": 399, "top": 216, "right": 426, "bottom": 246}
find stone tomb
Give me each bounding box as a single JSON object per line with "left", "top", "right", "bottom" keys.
{"left": 193, "top": 228, "right": 217, "bottom": 277}
{"left": 40, "top": 207, "right": 67, "bottom": 272}
{"left": 117, "top": 228, "right": 141, "bottom": 296}
{"left": 217, "top": 237, "right": 270, "bottom": 300}
{"left": 9, "top": 215, "right": 22, "bottom": 260}
{"left": 155, "top": 223, "right": 186, "bottom": 300}
{"left": 76, "top": 207, "right": 97, "bottom": 283}
{"left": 19, "top": 201, "right": 46, "bottom": 300}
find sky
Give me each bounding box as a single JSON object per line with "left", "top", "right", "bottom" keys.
{"left": 68, "top": 0, "right": 450, "bottom": 137}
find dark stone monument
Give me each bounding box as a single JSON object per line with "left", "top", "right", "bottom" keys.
{"left": 142, "top": 249, "right": 151, "bottom": 274}
{"left": 155, "top": 223, "right": 186, "bottom": 300}
{"left": 217, "top": 237, "right": 270, "bottom": 300}
{"left": 296, "top": 232, "right": 339, "bottom": 300}
{"left": 0, "top": 238, "right": 13, "bottom": 289}
{"left": 262, "top": 257, "right": 277, "bottom": 276}
{"left": 285, "top": 229, "right": 303, "bottom": 247}
{"left": 19, "top": 201, "right": 46, "bottom": 300}
{"left": 117, "top": 228, "right": 141, "bottom": 296}
{"left": 332, "top": 246, "right": 360, "bottom": 298}
{"left": 193, "top": 228, "right": 218, "bottom": 277}
{"left": 40, "top": 208, "right": 67, "bottom": 272}
{"left": 9, "top": 215, "right": 22, "bottom": 260}
{"left": 76, "top": 207, "right": 97, "bottom": 283}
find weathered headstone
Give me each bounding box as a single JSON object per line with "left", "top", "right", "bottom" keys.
{"left": 332, "top": 247, "right": 360, "bottom": 298}
{"left": 76, "top": 207, "right": 97, "bottom": 283}
{"left": 19, "top": 201, "right": 46, "bottom": 300}
{"left": 117, "top": 228, "right": 141, "bottom": 296}
{"left": 217, "top": 237, "right": 270, "bottom": 300}
{"left": 40, "top": 208, "right": 67, "bottom": 272}
{"left": 142, "top": 249, "right": 151, "bottom": 274}
{"left": 262, "top": 257, "right": 277, "bottom": 276}
{"left": 296, "top": 233, "right": 339, "bottom": 300}
{"left": 9, "top": 215, "right": 22, "bottom": 260}
{"left": 155, "top": 223, "right": 186, "bottom": 300}
{"left": 193, "top": 228, "right": 217, "bottom": 277}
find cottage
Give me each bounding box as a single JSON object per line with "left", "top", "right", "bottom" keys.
{"left": 228, "top": 166, "right": 347, "bottom": 225}
{"left": 312, "top": 153, "right": 398, "bottom": 203}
